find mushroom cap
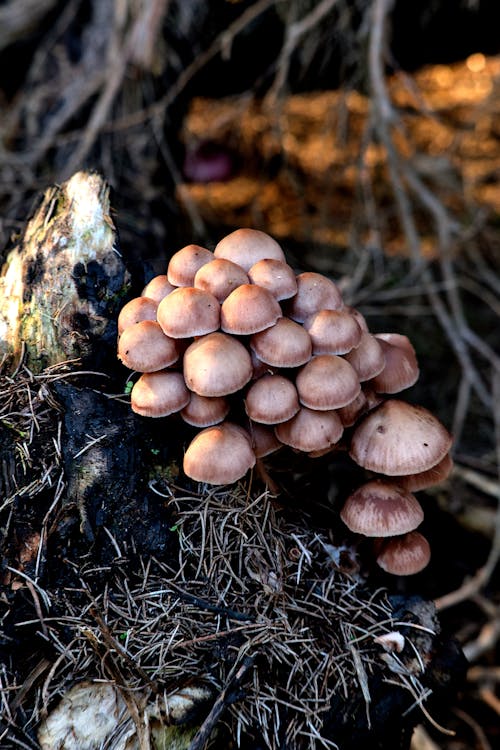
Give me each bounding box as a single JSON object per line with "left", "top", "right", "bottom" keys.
{"left": 183, "top": 332, "right": 253, "bottom": 396}
{"left": 344, "top": 306, "right": 369, "bottom": 332}
{"left": 167, "top": 244, "right": 214, "bottom": 286}
{"left": 287, "top": 272, "right": 343, "bottom": 323}
{"left": 214, "top": 228, "right": 286, "bottom": 271}
{"left": 340, "top": 480, "right": 424, "bottom": 537}
{"left": 337, "top": 390, "right": 369, "bottom": 427}
{"left": 375, "top": 531, "right": 431, "bottom": 575}
{"left": 344, "top": 332, "right": 386, "bottom": 381}
{"left": 369, "top": 336, "right": 419, "bottom": 393}
{"left": 247, "top": 259, "right": 298, "bottom": 300}
{"left": 157, "top": 286, "right": 220, "bottom": 338}
{"left": 250, "top": 317, "right": 312, "bottom": 368}
{"left": 246, "top": 420, "right": 283, "bottom": 458}
{"left": 183, "top": 421, "right": 256, "bottom": 485}
{"left": 118, "top": 296, "right": 158, "bottom": 335}
{"left": 180, "top": 392, "right": 229, "bottom": 427}
{"left": 220, "top": 283, "right": 282, "bottom": 335}
{"left": 194, "top": 258, "right": 249, "bottom": 302}
{"left": 303, "top": 309, "right": 362, "bottom": 355}
{"left": 244, "top": 374, "right": 300, "bottom": 424}
{"left": 131, "top": 371, "right": 190, "bottom": 417}
{"left": 117, "top": 320, "right": 179, "bottom": 372}
{"left": 141, "top": 275, "right": 176, "bottom": 303}
{"left": 350, "top": 399, "right": 453, "bottom": 475}
{"left": 387, "top": 452, "right": 454, "bottom": 492}
{"left": 295, "top": 354, "right": 361, "bottom": 410}
{"left": 275, "top": 407, "right": 344, "bottom": 452}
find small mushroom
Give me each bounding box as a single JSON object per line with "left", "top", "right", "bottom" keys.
{"left": 275, "top": 407, "right": 344, "bottom": 453}
{"left": 157, "top": 287, "right": 220, "bottom": 338}
{"left": 166, "top": 244, "right": 214, "bottom": 286}
{"left": 131, "top": 371, "right": 190, "bottom": 417}
{"left": 220, "top": 284, "right": 282, "bottom": 335}
{"left": 180, "top": 393, "right": 230, "bottom": 427}
{"left": 214, "top": 228, "right": 286, "bottom": 271}
{"left": 117, "top": 296, "right": 158, "bottom": 335}
{"left": 194, "top": 258, "right": 249, "bottom": 302}
{"left": 349, "top": 399, "right": 453, "bottom": 475}
{"left": 183, "top": 332, "right": 252, "bottom": 397}
{"left": 141, "top": 275, "right": 176, "bottom": 303}
{"left": 369, "top": 334, "right": 419, "bottom": 393}
{"left": 250, "top": 317, "right": 312, "bottom": 367}
{"left": 295, "top": 354, "right": 361, "bottom": 410}
{"left": 344, "top": 332, "right": 386, "bottom": 382}
{"left": 247, "top": 259, "right": 298, "bottom": 300}
{"left": 287, "top": 272, "right": 343, "bottom": 323}
{"left": 375, "top": 531, "right": 431, "bottom": 575}
{"left": 303, "top": 309, "right": 362, "bottom": 355}
{"left": 387, "top": 452, "right": 454, "bottom": 492}
{"left": 244, "top": 374, "right": 300, "bottom": 424}
{"left": 247, "top": 420, "right": 283, "bottom": 458}
{"left": 183, "top": 421, "right": 256, "bottom": 484}
{"left": 340, "top": 480, "right": 424, "bottom": 537}
{"left": 117, "top": 320, "right": 179, "bottom": 372}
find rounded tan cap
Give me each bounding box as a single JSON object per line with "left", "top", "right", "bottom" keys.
{"left": 167, "top": 244, "right": 214, "bottom": 286}
{"left": 287, "top": 272, "right": 343, "bottom": 323}
{"left": 214, "top": 228, "right": 286, "bottom": 271}
{"left": 247, "top": 259, "right": 298, "bottom": 300}
{"left": 141, "top": 275, "right": 176, "bottom": 303}
{"left": 349, "top": 399, "right": 453, "bottom": 475}
{"left": 275, "top": 407, "right": 343, "bottom": 452}
{"left": 118, "top": 296, "right": 158, "bottom": 335}
{"left": 180, "top": 393, "right": 229, "bottom": 427}
{"left": 131, "top": 371, "right": 190, "bottom": 417}
{"left": 194, "top": 258, "right": 249, "bottom": 302}
{"left": 183, "top": 332, "right": 252, "bottom": 396}
{"left": 221, "top": 284, "right": 282, "bottom": 335}
{"left": 244, "top": 374, "right": 299, "bottom": 424}
{"left": 370, "top": 335, "right": 419, "bottom": 394}
{"left": 157, "top": 287, "right": 220, "bottom": 338}
{"left": 340, "top": 480, "right": 424, "bottom": 537}
{"left": 303, "top": 309, "right": 362, "bottom": 355}
{"left": 117, "top": 320, "right": 179, "bottom": 372}
{"left": 344, "top": 333, "right": 386, "bottom": 382}
{"left": 375, "top": 531, "right": 431, "bottom": 575}
{"left": 296, "top": 354, "right": 361, "bottom": 410}
{"left": 183, "top": 422, "right": 256, "bottom": 485}
{"left": 250, "top": 317, "right": 312, "bottom": 367}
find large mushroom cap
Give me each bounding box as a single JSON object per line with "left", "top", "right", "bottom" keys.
{"left": 275, "top": 407, "right": 343, "bottom": 453}
{"left": 214, "top": 228, "right": 286, "bottom": 271}
{"left": 340, "top": 480, "right": 424, "bottom": 537}
{"left": 350, "top": 399, "right": 453, "bottom": 475}
{"left": 183, "top": 332, "right": 253, "bottom": 397}
{"left": 183, "top": 421, "right": 256, "bottom": 485}
{"left": 167, "top": 244, "right": 214, "bottom": 286}
{"left": 250, "top": 317, "right": 312, "bottom": 368}
{"left": 375, "top": 531, "right": 431, "bottom": 575}
{"left": 221, "top": 283, "right": 282, "bottom": 335}
{"left": 287, "top": 272, "right": 343, "bottom": 323}
{"left": 117, "top": 320, "right": 179, "bottom": 372}
{"left": 131, "top": 371, "right": 190, "bottom": 417}
{"left": 295, "top": 354, "right": 361, "bottom": 410}
{"left": 244, "top": 374, "right": 300, "bottom": 424}
{"left": 157, "top": 286, "right": 220, "bottom": 339}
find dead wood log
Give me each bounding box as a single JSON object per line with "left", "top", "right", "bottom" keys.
{"left": 0, "top": 170, "right": 129, "bottom": 373}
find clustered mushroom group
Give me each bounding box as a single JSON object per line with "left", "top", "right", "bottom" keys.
{"left": 117, "top": 228, "right": 453, "bottom": 576}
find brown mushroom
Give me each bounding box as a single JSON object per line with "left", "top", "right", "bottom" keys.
{"left": 244, "top": 374, "right": 300, "bottom": 424}
{"left": 349, "top": 399, "right": 453, "bottom": 475}
{"left": 157, "top": 287, "right": 220, "bottom": 338}
{"left": 303, "top": 309, "right": 362, "bottom": 355}
{"left": 369, "top": 335, "right": 419, "bottom": 393}
{"left": 194, "top": 258, "right": 249, "bottom": 302}
{"left": 250, "top": 317, "right": 312, "bottom": 368}
{"left": 275, "top": 407, "right": 344, "bottom": 453}
{"left": 344, "top": 332, "right": 386, "bottom": 382}
{"left": 387, "top": 452, "right": 454, "bottom": 492}
{"left": 246, "top": 420, "right": 283, "bottom": 458}
{"left": 141, "top": 275, "right": 176, "bottom": 303}
{"left": 118, "top": 296, "right": 158, "bottom": 335}
{"left": 180, "top": 393, "right": 230, "bottom": 427}
{"left": 131, "top": 371, "right": 190, "bottom": 417}
{"left": 340, "top": 480, "right": 424, "bottom": 537}
{"left": 247, "top": 259, "right": 298, "bottom": 300}
{"left": 183, "top": 421, "right": 256, "bottom": 484}
{"left": 220, "top": 284, "right": 282, "bottom": 335}
{"left": 167, "top": 244, "right": 214, "bottom": 286}
{"left": 117, "top": 320, "right": 179, "bottom": 372}
{"left": 375, "top": 531, "right": 431, "bottom": 575}
{"left": 295, "top": 354, "right": 361, "bottom": 410}
{"left": 287, "top": 272, "right": 343, "bottom": 323}
{"left": 183, "top": 332, "right": 252, "bottom": 396}
{"left": 213, "top": 228, "right": 286, "bottom": 271}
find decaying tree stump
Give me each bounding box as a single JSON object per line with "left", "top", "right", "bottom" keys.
{"left": 0, "top": 170, "right": 129, "bottom": 372}
{"left": 0, "top": 172, "right": 467, "bottom": 750}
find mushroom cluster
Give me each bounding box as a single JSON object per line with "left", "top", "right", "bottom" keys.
{"left": 117, "top": 228, "right": 453, "bottom": 574}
